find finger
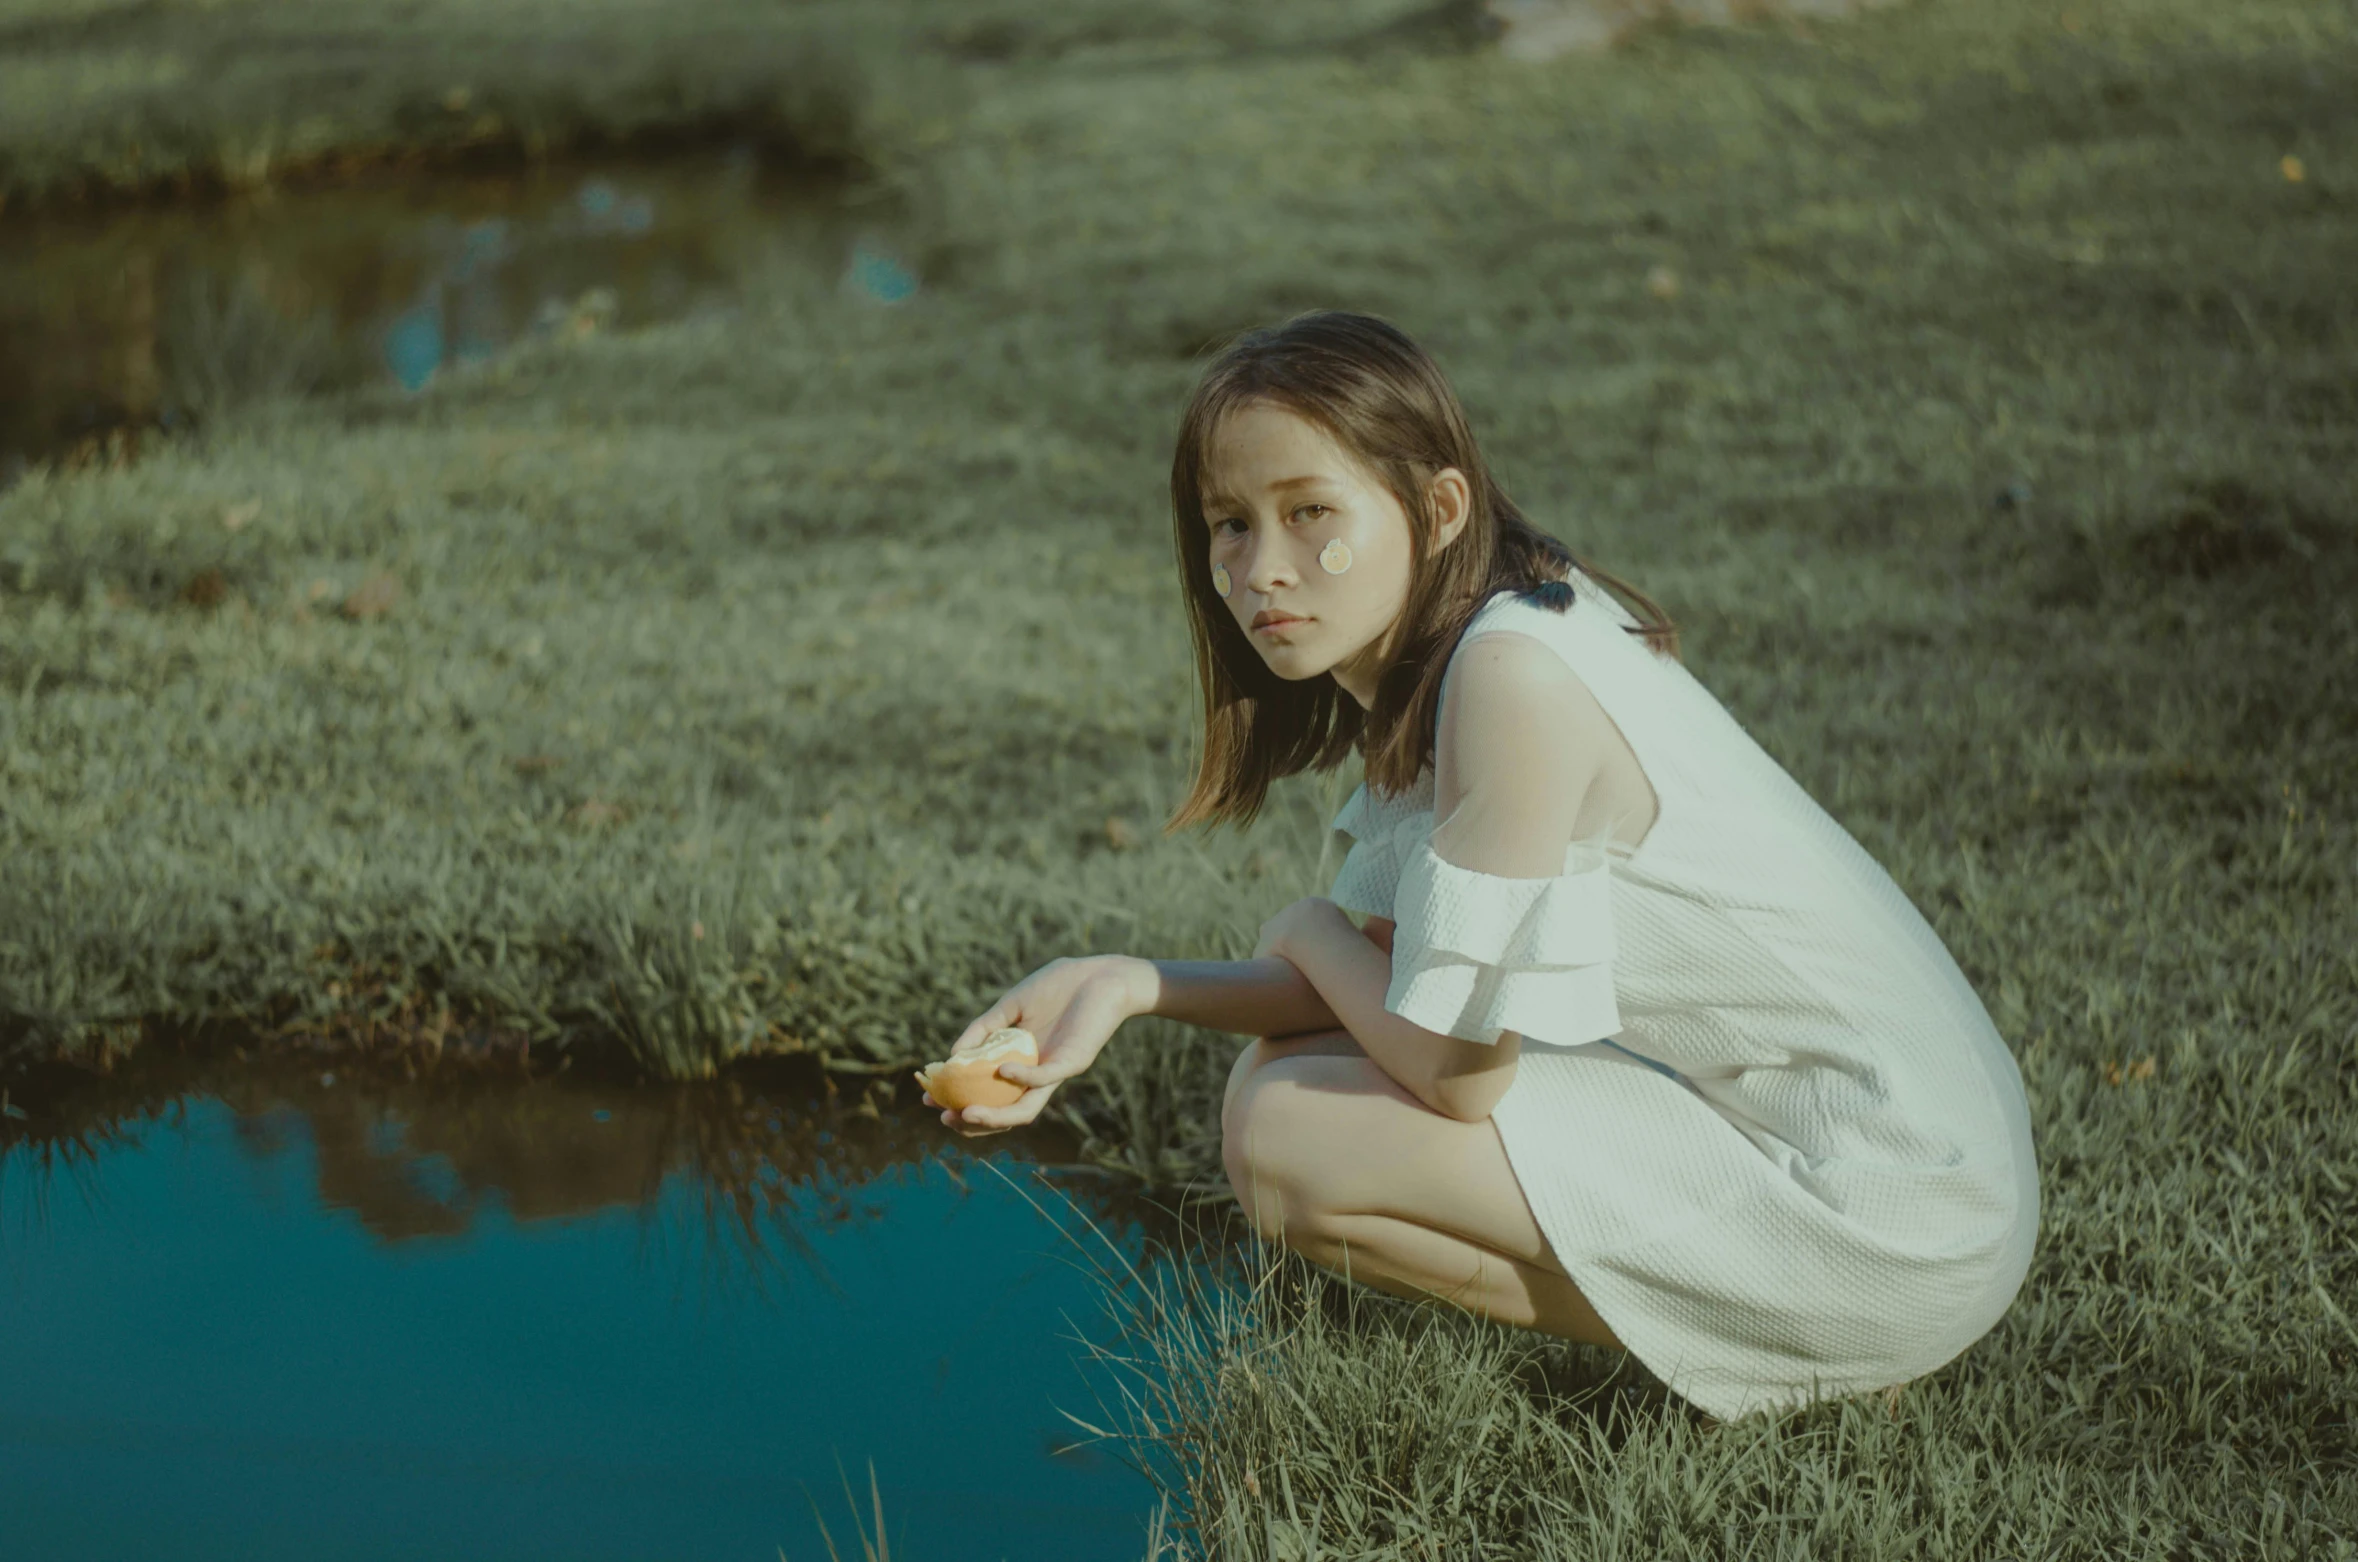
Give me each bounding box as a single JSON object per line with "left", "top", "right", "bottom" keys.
{"left": 1000, "top": 1086, "right": 1055, "bottom": 1120}
{"left": 962, "top": 1098, "right": 1035, "bottom": 1132}
{"left": 951, "top": 1004, "right": 1015, "bottom": 1055}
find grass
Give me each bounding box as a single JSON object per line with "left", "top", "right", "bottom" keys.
{"left": 0, "top": 0, "right": 1458, "bottom": 208}
{"left": 786, "top": 1454, "right": 901, "bottom": 1562}
{"left": 0, "top": 0, "right": 925, "bottom": 207}
{"left": 1, "top": 0, "right": 2354, "bottom": 1554}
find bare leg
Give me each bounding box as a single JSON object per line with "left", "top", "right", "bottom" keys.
{"left": 1292, "top": 1206, "right": 1622, "bottom": 1348}
{"left": 1221, "top": 1027, "right": 1361, "bottom": 1141}
{"left": 1226, "top": 1051, "right": 1627, "bottom": 1351}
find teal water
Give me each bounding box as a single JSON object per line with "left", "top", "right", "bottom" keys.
{"left": 0, "top": 1072, "right": 1166, "bottom": 1562}
{"left": 0, "top": 145, "right": 919, "bottom": 479}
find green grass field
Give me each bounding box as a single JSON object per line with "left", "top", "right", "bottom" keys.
{"left": 2, "top": 0, "right": 2353, "bottom": 1554}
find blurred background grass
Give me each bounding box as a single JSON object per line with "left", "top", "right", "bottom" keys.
{"left": 1, "top": 0, "right": 2353, "bottom": 1551}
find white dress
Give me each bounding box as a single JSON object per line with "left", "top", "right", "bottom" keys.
{"left": 1326, "top": 577, "right": 2040, "bottom": 1421}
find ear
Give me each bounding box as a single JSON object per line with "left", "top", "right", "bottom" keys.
{"left": 1430, "top": 467, "right": 1473, "bottom": 550}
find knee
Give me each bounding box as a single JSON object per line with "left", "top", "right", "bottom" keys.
{"left": 1221, "top": 1059, "right": 1308, "bottom": 1243}
{"left": 1220, "top": 1044, "right": 1263, "bottom": 1203}
{"left": 1222, "top": 1123, "right": 1288, "bottom": 1244}
{"left": 1223, "top": 1030, "right": 1359, "bottom": 1142}
{"left": 1221, "top": 1036, "right": 1269, "bottom": 1139}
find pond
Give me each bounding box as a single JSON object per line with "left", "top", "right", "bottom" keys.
{"left": 0, "top": 1056, "right": 1184, "bottom": 1562}
{"left": 0, "top": 144, "right": 920, "bottom": 481}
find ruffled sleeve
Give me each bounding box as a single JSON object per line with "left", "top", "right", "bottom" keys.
{"left": 1323, "top": 778, "right": 1431, "bottom": 921}
{"left": 1384, "top": 835, "right": 1622, "bottom": 1048}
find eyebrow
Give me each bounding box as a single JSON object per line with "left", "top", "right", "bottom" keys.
{"left": 1199, "top": 475, "right": 1337, "bottom": 512}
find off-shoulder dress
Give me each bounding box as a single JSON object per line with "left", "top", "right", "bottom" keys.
{"left": 1325, "top": 576, "right": 2039, "bottom": 1420}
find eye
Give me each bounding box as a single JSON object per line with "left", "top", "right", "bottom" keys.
{"left": 1295, "top": 504, "right": 1330, "bottom": 522}
{"left": 1210, "top": 517, "right": 1243, "bottom": 537}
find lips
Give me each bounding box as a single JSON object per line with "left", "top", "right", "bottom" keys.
{"left": 1252, "top": 612, "right": 1306, "bottom": 630}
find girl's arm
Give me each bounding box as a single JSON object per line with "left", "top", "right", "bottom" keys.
{"left": 1266, "top": 901, "right": 1518, "bottom": 1122}
{"left": 1116, "top": 954, "right": 1346, "bottom": 1040}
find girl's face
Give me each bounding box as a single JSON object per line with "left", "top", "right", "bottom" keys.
{"left": 1199, "top": 399, "right": 1469, "bottom": 710}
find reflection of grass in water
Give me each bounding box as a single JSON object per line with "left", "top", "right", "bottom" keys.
{"left": 157, "top": 266, "right": 342, "bottom": 422}
{"left": 0, "top": 1099, "right": 158, "bottom": 1247}
{"left": 0, "top": 1049, "right": 1163, "bottom": 1319}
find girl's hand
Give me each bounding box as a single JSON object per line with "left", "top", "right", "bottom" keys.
{"left": 920, "top": 954, "right": 1144, "bottom": 1139}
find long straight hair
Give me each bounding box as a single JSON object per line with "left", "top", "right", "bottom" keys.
{"left": 1162, "top": 309, "right": 1679, "bottom": 835}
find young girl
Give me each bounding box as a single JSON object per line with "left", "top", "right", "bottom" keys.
{"left": 922, "top": 309, "right": 2039, "bottom": 1421}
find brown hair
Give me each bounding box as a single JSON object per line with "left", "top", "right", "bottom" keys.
{"left": 1162, "top": 309, "right": 1680, "bottom": 835}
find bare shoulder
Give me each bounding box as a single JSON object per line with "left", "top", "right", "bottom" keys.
{"left": 1448, "top": 628, "right": 1575, "bottom": 687}
{"left": 1442, "top": 629, "right": 1614, "bottom": 750}
{"left": 1435, "top": 629, "right": 1609, "bottom": 816}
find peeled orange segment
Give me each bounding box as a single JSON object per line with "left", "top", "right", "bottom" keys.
{"left": 922, "top": 1026, "right": 1039, "bottom": 1110}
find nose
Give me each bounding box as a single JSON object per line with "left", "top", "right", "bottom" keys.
{"left": 1241, "top": 525, "right": 1297, "bottom": 597}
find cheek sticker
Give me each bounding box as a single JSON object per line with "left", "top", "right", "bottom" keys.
{"left": 1319, "top": 538, "right": 1353, "bottom": 574}
{"left": 1211, "top": 562, "right": 1231, "bottom": 598}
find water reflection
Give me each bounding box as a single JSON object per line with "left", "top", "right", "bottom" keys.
{"left": 1, "top": 1053, "right": 1175, "bottom": 1302}
{"left": 0, "top": 147, "right": 920, "bottom": 476}
{"left": 0, "top": 1055, "right": 1179, "bottom": 1561}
